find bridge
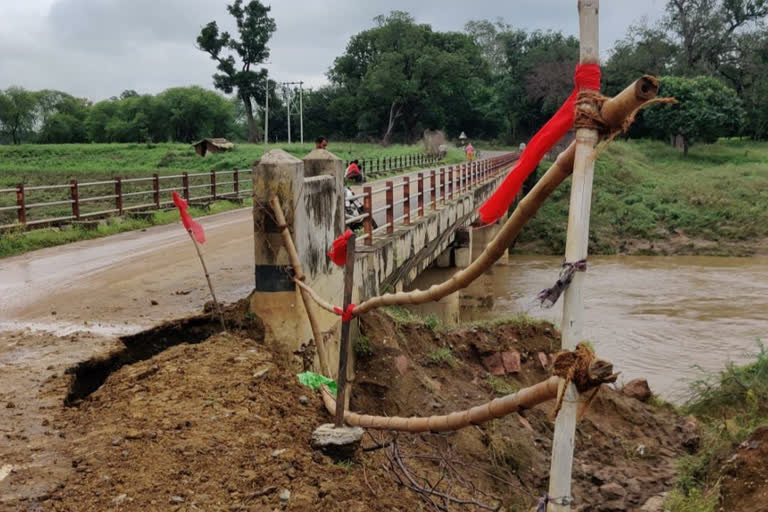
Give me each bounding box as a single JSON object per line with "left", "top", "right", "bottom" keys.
{"left": 249, "top": 148, "right": 517, "bottom": 369}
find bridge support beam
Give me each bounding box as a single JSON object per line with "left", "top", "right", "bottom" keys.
{"left": 250, "top": 149, "right": 346, "bottom": 374}
{"left": 471, "top": 215, "right": 509, "bottom": 265}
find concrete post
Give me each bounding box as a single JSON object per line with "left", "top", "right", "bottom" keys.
{"left": 250, "top": 148, "right": 345, "bottom": 373}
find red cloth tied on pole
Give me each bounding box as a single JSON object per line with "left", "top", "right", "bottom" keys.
{"left": 327, "top": 229, "right": 353, "bottom": 266}
{"left": 333, "top": 303, "right": 356, "bottom": 323}
{"left": 172, "top": 191, "right": 206, "bottom": 244}
{"left": 477, "top": 64, "right": 601, "bottom": 225}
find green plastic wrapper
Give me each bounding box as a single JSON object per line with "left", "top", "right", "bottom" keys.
{"left": 297, "top": 372, "right": 337, "bottom": 395}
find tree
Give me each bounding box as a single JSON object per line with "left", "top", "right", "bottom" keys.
{"left": 643, "top": 76, "right": 744, "bottom": 154}
{"left": 0, "top": 86, "right": 37, "bottom": 144}
{"left": 664, "top": 0, "right": 768, "bottom": 74}
{"left": 603, "top": 24, "right": 677, "bottom": 96}
{"left": 197, "top": 0, "right": 276, "bottom": 143}
{"left": 330, "top": 12, "right": 493, "bottom": 143}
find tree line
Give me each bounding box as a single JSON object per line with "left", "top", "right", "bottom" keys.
{"left": 1, "top": 0, "right": 766, "bottom": 149}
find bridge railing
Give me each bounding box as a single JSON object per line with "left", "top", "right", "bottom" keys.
{"left": 346, "top": 153, "right": 440, "bottom": 181}
{"left": 0, "top": 169, "right": 253, "bottom": 229}
{"left": 346, "top": 153, "right": 518, "bottom": 246}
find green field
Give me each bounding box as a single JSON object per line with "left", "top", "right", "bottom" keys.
{"left": 518, "top": 139, "right": 768, "bottom": 256}
{"left": 0, "top": 142, "right": 466, "bottom": 186}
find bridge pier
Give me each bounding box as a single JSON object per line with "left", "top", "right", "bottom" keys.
{"left": 250, "top": 149, "right": 347, "bottom": 374}
{"left": 471, "top": 215, "right": 509, "bottom": 265}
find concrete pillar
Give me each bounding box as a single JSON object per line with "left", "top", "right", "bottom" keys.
{"left": 471, "top": 216, "right": 508, "bottom": 265}
{"left": 250, "top": 148, "right": 345, "bottom": 373}
{"left": 454, "top": 227, "right": 472, "bottom": 268}
{"left": 402, "top": 268, "right": 460, "bottom": 327}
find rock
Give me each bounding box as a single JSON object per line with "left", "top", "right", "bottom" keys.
{"left": 170, "top": 496, "right": 184, "bottom": 504}
{"left": 311, "top": 423, "right": 364, "bottom": 461}
{"left": 271, "top": 449, "right": 286, "bottom": 458}
{"left": 675, "top": 415, "right": 701, "bottom": 453}
{"left": 279, "top": 489, "right": 291, "bottom": 502}
{"left": 481, "top": 353, "right": 505, "bottom": 376}
{"left": 537, "top": 352, "right": 549, "bottom": 369}
{"left": 622, "top": 379, "right": 652, "bottom": 402}
{"left": 111, "top": 438, "right": 122, "bottom": 446}
{"left": 394, "top": 355, "right": 409, "bottom": 375}
{"left": 501, "top": 351, "right": 521, "bottom": 373}
{"left": 298, "top": 395, "right": 309, "bottom": 406}
{"left": 125, "top": 429, "right": 143, "bottom": 440}
{"left": 639, "top": 494, "right": 666, "bottom": 512}
{"left": 113, "top": 494, "right": 128, "bottom": 505}
{"left": 599, "top": 482, "right": 626, "bottom": 500}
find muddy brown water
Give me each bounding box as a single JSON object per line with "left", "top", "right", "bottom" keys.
{"left": 454, "top": 255, "right": 768, "bottom": 402}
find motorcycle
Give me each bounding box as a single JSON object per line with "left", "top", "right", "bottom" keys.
{"left": 345, "top": 186, "right": 377, "bottom": 232}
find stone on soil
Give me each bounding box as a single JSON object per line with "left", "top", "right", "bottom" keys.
{"left": 622, "top": 378, "right": 652, "bottom": 402}
{"left": 311, "top": 423, "right": 364, "bottom": 461}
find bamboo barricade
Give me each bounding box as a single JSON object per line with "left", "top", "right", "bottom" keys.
{"left": 268, "top": 196, "right": 332, "bottom": 377}
{"left": 321, "top": 376, "right": 561, "bottom": 432}
{"left": 349, "top": 75, "right": 659, "bottom": 316}
{"left": 548, "top": 2, "right": 600, "bottom": 510}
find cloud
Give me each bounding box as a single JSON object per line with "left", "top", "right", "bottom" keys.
{"left": 0, "top": 0, "right": 668, "bottom": 101}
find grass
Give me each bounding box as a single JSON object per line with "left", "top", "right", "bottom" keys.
{"left": 353, "top": 334, "right": 373, "bottom": 358}
{"left": 381, "top": 306, "right": 439, "bottom": 330}
{"left": 487, "top": 375, "right": 519, "bottom": 396}
{"left": 0, "top": 142, "right": 466, "bottom": 189}
{"left": 459, "top": 314, "right": 550, "bottom": 332}
{"left": 664, "top": 341, "right": 768, "bottom": 511}
{"left": 426, "top": 347, "right": 456, "bottom": 367}
{"left": 0, "top": 199, "right": 248, "bottom": 259}
{"left": 518, "top": 139, "right": 768, "bottom": 255}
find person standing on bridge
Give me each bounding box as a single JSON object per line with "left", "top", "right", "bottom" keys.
{"left": 465, "top": 142, "right": 474, "bottom": 161}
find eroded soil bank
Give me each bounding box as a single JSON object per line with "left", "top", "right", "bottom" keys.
{"left": 0, "top": 309, "right": 713, "bottom": 511}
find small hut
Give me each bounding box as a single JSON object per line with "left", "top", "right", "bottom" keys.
{"left": 192, "top": 138, "right": 234, "bottom": 157}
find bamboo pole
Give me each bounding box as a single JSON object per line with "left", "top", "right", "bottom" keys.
{"left": 269, "top": 195, "right": 332, "bottom": 377}
{"left": 187, "top": 230, "right": 227, "bottom": 332}
{"left": 547, "top": 2, "right": 600, "bottom": 510}
{"left": 334, "top": 233, "right": 356, "bottom": 427}
{"left": 321, "top": 376, "right": 561, "bottom": 432}
{"left": 353, "top": 76, "right": 654, "bottom": 316}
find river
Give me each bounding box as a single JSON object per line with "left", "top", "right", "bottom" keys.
{"left": 455, "top": 255, "right": 768, "bottom": 402}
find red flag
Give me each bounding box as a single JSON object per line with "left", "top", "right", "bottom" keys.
{"left": 478, "top": 64, "right": 601, "bottom": 224}
{"left": 172, "top": 191, "right": 206, "bottom": 244}
{"left": 327, "top": 229, "right": 353, "bottom": 266}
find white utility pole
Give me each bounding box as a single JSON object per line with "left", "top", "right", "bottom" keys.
{"left": 264, "top": 72, "right": 269, "bottom": 146}
{"left": 547, "top": 1, "right": 600, "bottom": 511}
{"left": 286, "top": 85, "right": 291, "bottom": 144}
{"left": 299, "top": 81, "right": 304, "bottom": 144}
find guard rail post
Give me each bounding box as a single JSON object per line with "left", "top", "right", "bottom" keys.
{"left": 386, "top": 181, "right": 394, "bottom": 234}
{"left": 115, "top": 177, "right": 123, "bottom": 215}
{"left": 234, "top": 169, "right": 240, "bottom": 198}
{"left": 210, "top": 170, "right": 217, "bottom": 200}
{"left": 440, "top": 168, "right": 446, "bottom": 205}
{"left": 16, "top": 184, "right": 26, "bottom": 225}
{"left": 70, "top": 180, "right": 80, "bottom": 220}
{"left": 153, "top": 174, "right": 160, "bottom": 208}
{"left": 403, "top": 176, "right": 411, "bottom": 225}
{"left": 430, "top": 170, "right": 437, "bottom": 210}
{"left": 449, "top": 167, "right": 454, "bottom": 200}
{"left": 417, "top": 173, "right": 424, "bottom": 217}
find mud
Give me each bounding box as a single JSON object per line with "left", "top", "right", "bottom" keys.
{"left": 718, "top": 426, "right": 768, "bottom": 512}
{"left": 0, "top": 309, "right": 701, "bottom": 512}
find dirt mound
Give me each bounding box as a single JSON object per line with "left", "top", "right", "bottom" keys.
{"left": 46, "top": 332, "right": 411, "bottom": 512}
{"left": 12, "top": 311, "right": 691, "bottom": 512}
{"left": 718, "top": 426, "right": 768, "bottom": 512}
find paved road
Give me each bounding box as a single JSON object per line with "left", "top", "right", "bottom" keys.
{"left": 0, "top": 209, "right": 254, "bottom": 335}
{"left": 0, "top": 152, "right": 510, "bottom": 335}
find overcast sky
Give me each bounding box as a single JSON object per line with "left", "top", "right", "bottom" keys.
{"left": 0, "top": 0, "right": 668, "bottom": 102}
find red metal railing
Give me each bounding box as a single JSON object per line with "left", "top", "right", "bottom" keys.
{"left": 347, "top": 153, "right": 518, "bottom": 246}
{"left": 0, "top": 169, "right": 253, "bottom": 229}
